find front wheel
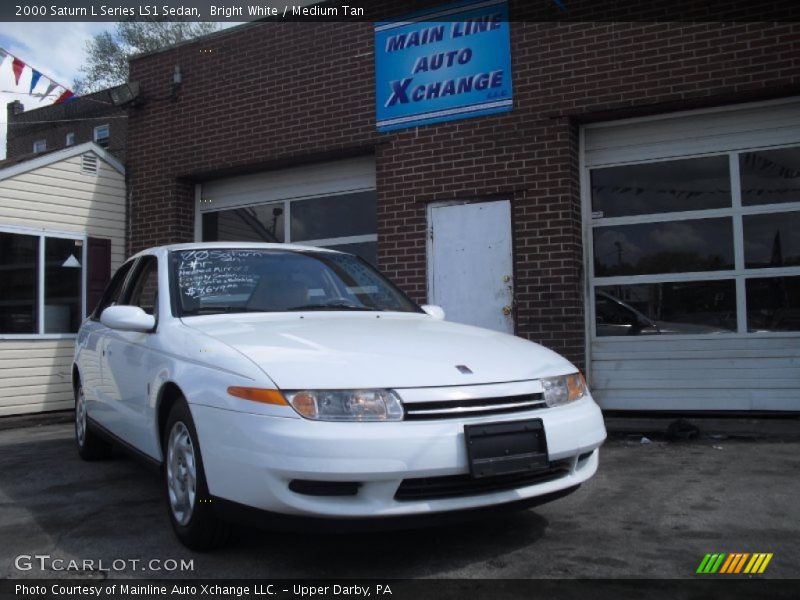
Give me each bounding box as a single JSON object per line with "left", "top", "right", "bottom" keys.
{"left": 75, "top": 382, "right": 113, "bottom": 461}
{"left": 164, "top": 399, "right": 230, "bottom": 550}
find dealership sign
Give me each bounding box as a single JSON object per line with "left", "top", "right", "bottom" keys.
{"left": 374, "top": 0, "right": 513, "bottom": 132}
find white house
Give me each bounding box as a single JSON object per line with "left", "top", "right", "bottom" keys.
{"left": 0, "top": 142, "right": 125, "bottom": 415}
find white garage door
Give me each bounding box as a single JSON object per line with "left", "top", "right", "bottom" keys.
{"left": 583, "top": 98, "right": 800, "bottom": 411}
{"left": 196, "top": 157, "right": 378, "bottom": 264}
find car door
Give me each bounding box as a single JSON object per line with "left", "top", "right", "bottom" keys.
{"left": 77, "top": 259, "right": 135, "bottom": 428}
{"left": 102, "top": 255, "right": 160, "bottom": 450}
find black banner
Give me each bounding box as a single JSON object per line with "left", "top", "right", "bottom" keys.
{"left": 2, "top": 579, "right": 800, "bottom": 600}
{"left": 2, "top": 0, "right": 799, "bottom": 23}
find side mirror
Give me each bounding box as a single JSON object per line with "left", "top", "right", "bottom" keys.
{"left": 100, "top": 305, "right": 155, "bottom": 333}
{"left": 421, "top": 304, "right": 445, "bottom": 320}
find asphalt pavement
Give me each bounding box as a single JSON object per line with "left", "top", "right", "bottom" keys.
{"left": 0, "top": 420, "right": 798, "bottom": 579}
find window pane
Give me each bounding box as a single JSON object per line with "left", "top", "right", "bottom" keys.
{"left": 593, "top": 217, "right": 734, "bottom": 276}
{"left": 127, "top": 259, "right": 159, "bottom": 316}
{"left": 290, "top": 191, "right": 377, "bottom": 242}
{"left": 740, "top": 147, "right": 800, "bottom": 206}
{"left": 325, "top": 241, "right": 378, "bottom": 266}
{"left": 44, "top": 238, "right": 83, "bottom": 333}
{"left": 596, "top": 281, "right": 736, "bottom": 336}
{"left": 0, "top": 232, "right": 39, "bottom": 334}
{"left": 746, "top": 276, "right": 800, "bottom": 332}
{"left": 202, "top": 203, "right": 285, "bottom": 243}
{"left": 591, "top": 156, "right": 731, "bottom": 218}
{"left": 743, "top": 211, "right": 800, "bottom": 268}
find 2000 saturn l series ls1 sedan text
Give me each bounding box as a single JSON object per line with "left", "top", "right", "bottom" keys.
{"left": 73, "top": 242, "right": 607, "bottom": 549}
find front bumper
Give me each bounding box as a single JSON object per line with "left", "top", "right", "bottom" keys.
{"left": 190, "top": 395, "right": 606, "bottom": 518}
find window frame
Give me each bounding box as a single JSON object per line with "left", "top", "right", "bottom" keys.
{"left": 195, "top": 186, "right": 379, "bottom": 265}
{"left": 0, "top": 224, "right": 87, "bottom": 340}
{"left": 584, "top": 143, "right": 800, "bottom": 341}
{"left": 93, "top": 124, "right": 110, "bottom": 147}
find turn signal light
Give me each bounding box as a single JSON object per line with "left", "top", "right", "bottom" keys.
{"left": 227, "top": 387, "right": 288, "bottom": 406}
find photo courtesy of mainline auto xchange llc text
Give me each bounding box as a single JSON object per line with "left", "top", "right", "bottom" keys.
{"left": 0, "top": 0, "right": 799, "bottom": 599}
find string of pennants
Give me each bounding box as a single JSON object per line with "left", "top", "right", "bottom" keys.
{"left": 0, "top": 47, "right": 77, "bottom": 104}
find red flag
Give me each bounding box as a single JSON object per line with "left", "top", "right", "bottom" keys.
{"left": 11, "top": 57, "right": 25, "bottom": 85}
{"left": 54, "top": 90, "right": 74, "bottom": 104}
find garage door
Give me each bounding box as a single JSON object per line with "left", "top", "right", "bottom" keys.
{"left": 196, "top": 157, "right": 377, "bottom": 264}
{"left": 582, "top": 99, "right": 800, "bottom": 411}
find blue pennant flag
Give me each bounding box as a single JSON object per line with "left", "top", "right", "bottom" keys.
{"left": 29, "top": 69, "right": 42, "bottom": 94}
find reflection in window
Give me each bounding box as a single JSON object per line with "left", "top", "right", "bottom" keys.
{"left": 743, "top": 211, "right": 800, "bottom": 268}
{"left": 746, "top": 276, "right": 800, "bottom": 332}
{"left": 324, "top": 241, "right": 377, "bottom": 266}
{"left": 290, "top": 191, "right": 377, "bottom": 242}
{"left": 202, "top": 203, "right": 285, "bottom": 243}
{"left": 591, "top": 156, "right": 730, "bottom": 218}
{"left": 44, "top": 238, "right": 83, "bottom": 333}
{"left": 740, "top": 147, "right": 800, "bottom": 206}
{"left": 0, "top": 232, "right": 39, "bottom": 334}
{"left": 596, "top": 281, "right": 736, "bottom": 336}
{"left": 594, "top": 218, "right": 734, "bottom": 276}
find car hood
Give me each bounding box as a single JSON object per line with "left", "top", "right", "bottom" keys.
{"left": 182, "top": 312, "right": 575, "bottom": 389}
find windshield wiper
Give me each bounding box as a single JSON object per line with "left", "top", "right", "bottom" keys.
{"left": 286, "top": 302, "right": 379, "bottom": 312}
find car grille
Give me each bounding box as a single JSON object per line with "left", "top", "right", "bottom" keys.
{"left": 403, "top": 393, "right": 546, "bottom": 420}
{"left": 394, "top": 460, "right": 571, "bottom": 501}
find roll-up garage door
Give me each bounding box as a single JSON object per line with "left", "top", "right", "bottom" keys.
{"left": 582, "top": 99, "right": 800, "bottom": 411}
{"left": 196, "top": 157, "right": 378, "bottom": 265}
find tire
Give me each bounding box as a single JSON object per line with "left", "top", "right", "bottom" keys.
{"left": 75, "top": 382, "right": 113, "bottom": 461}
{"left": 163, "top": 398, "right": 230, "bottom": 550}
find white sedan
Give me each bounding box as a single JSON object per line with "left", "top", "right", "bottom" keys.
{"left": 73, "top": 242, "right": 606, "bottom": 549}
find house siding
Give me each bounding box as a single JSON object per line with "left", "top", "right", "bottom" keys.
{"left": 0, "top": 152, "right": 126, "bottom": 416}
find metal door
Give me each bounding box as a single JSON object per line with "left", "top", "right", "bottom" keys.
{"left": 428, "top": 200, "right": 514, "bottom": 333}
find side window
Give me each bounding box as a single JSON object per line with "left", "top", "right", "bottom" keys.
{"left": 126, "top": 257, "right": 159, "bottom": 316}
{"left": 93, "top": 260, "right": 134, "bottom": 320}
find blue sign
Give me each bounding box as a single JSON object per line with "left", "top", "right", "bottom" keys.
{"left": 374, "top": 0, "right": 513, "bottom": 132}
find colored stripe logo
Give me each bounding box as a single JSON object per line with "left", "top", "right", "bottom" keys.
{"left": 697, "top": 553, "right": 773, "bottom": 574}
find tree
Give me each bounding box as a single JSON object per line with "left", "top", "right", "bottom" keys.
{"left": 74, "top": 21, "right": 219, "bottom": 93}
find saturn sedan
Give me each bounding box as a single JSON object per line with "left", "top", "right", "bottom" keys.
{"left": 73, "top": 242, "right": 606, "bottom": 549}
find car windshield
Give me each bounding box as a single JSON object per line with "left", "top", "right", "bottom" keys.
{"left": 170, "top": 248, "right": 422, "bottom": 316}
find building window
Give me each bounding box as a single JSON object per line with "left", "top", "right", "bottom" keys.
{"left": 33, "top": 140, "right": 46, "bottom": 153}
{"left": 201, "top": 191, "right": 378, "bottom": 265}
{"left": 65, "top": 132, "right": 75, "bottom": 146}
{"left": 590, "top": 145, "right": 800, "bottom": 336}
{"left": 0, "top": 229, "right": 84, "bottom": 336}
{"left": 93, "top": 124, "right": 110, "bottom": 148}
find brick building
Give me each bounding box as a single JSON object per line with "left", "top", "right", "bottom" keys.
{"left": 5, "top": 85, "right": 128, "bottom": 163}
{"left": 125, "top": 0, "right": 800, "bottom": 412}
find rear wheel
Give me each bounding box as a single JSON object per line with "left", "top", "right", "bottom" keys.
{"left": 164, "top": 399, "right": 230, "bottom": 550}
{"left": 75, "top": 382, "right": 113, "bottom": 461}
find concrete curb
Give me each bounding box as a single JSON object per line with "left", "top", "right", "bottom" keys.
{"left": 0, "top": 410, "right": 73, "bottom": 432}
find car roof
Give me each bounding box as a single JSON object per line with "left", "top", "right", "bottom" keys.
{"left": 129, "top": 242, "right": 344, "bottom": 261}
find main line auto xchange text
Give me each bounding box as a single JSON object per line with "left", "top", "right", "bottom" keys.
{"left": 383, "top": 13, "right": 506, "bottom": 107}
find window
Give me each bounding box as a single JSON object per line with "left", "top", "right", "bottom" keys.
{"left": 93, "top": 124, "right": 110, "bottom": 148}
{"left": 590, "top": 145, "right": 800, "bottom": 336}
{"left": 33, "top": 140, "right": 46, "bottom": 153}
{"left": 93, "top": 260, "right": 135, "bottom": 319}
{"left": 0, "top": 229, "right": 85, "bottom": 336}
{"left": 0, "top": 232, "right": 39, "bottom": 334}
{"left": 202, "top": 191, "right": 378, "bottom": 265}
{"left": 65, "top": 132, "right": 75, "bottom": 146}
{"left": 125, "top": 257, "right": 158, "bottom": 316}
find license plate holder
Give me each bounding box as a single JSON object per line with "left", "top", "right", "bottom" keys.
{"left": 464, "top": 419, "right": 549, "bottom": 479}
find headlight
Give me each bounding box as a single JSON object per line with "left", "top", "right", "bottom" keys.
{"left": 285, "top": 389, "right": 404, "bottom": 421}
{"left": 541, "top": 373, "right": 587, "bottom": 407}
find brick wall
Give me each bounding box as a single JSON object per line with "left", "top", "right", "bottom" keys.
{"left": 6, "top": 87, "right": 128, "bottom": 162}
{"left": 127, "top": 1, "right": 800, "bottom": 365}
